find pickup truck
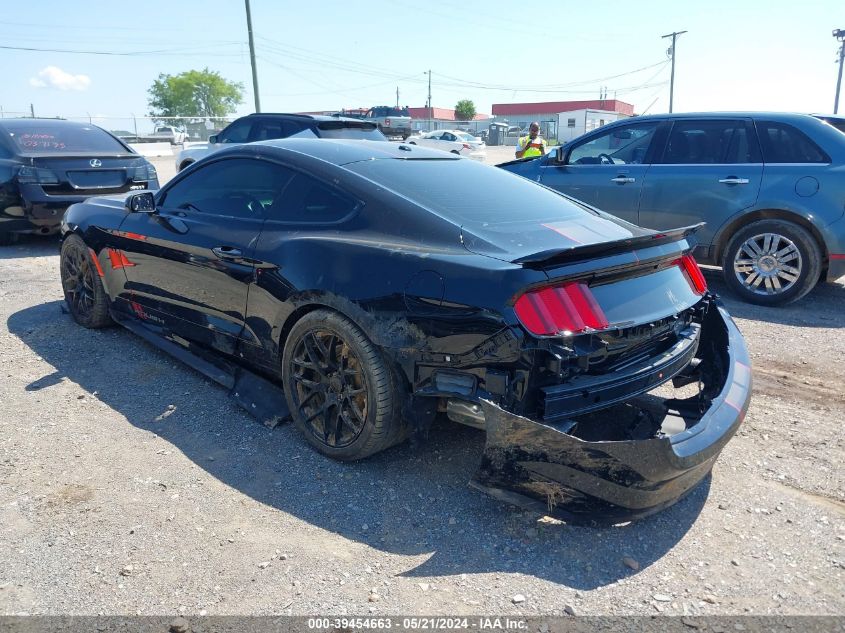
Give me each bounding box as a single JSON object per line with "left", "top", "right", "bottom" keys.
{"left": 336, "top": 107, "right": 412, "bottom": 140}
{"left": 151, "top": 126, "right": 188, "bottom": 145}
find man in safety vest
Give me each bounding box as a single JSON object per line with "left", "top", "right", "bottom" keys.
{"left": 515, "top": 121, "right": 547, "bottom": 159}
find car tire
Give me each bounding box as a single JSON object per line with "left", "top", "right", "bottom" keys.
{"left": 178, "top": 160, "right": 193, "bottom": 172}
{"left": 450, "top": 150, "right": 460, "bottom": 154}
{"left": 721, "top": 219, "right": 821, "bottom": 306}
{"left": 282, "top": 309, "right": 406, "bottom": 461}
{"left": 408, "top": 141, "right": 416, "bottom": 145}
{"left": 0, "top": 232, "right": 18, "bottom": 246}
{"left": 60, "top": 234, "right": 113, "bottom": 328}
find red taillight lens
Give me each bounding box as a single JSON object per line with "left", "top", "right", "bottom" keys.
{"left": 514, "top": 282, "right": 609, "bottom": 336}
{"left": 385, "top": 118, "right": 391, "bottom": 125}
{"left": 462, "top": 143, "right": 471, "bottom": 149}
{"left": 678, "top": 254, "right": 707, "bottom": 294}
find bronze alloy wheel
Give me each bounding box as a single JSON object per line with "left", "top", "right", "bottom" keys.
{"left": 282, "top": 309, "right": 406, "bottom": 460}
{"left": 291, "top": 328, "right": 370, "bottom": 448}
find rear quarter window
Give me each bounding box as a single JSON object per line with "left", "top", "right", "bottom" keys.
{"left": 266, "top": 173, "right": 358, "bottom": 223}
{"left": 755, "top": 121, "right": 830, "bottom": 163}
{"left": 347, "top": 158, "right": 596, "bottom": 225}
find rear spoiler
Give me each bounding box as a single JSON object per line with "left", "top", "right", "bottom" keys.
{"left": 512, "top": 223, "right": 705, "bottom": 268}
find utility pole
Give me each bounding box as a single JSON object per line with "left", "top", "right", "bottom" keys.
{"left": 244, "top": 0, "right": 261, "bottom": 113}
{"left": 396, "top": 86, "right": 399, "bottom": 108}
{"left": 426, "top": 70, "right": 432, "bottom": 131}
{"left": 834, "top": 29, "right": 845, "bottom": 114}
{"left": 30, "top": 103, "right": 35, "bottom": 118}
{"left": 662, "top": 30, "right": 687, "bottom": 113}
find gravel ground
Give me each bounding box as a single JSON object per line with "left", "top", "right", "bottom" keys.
{"left": 0, "top": 161, "right": 843, "bottom": 616}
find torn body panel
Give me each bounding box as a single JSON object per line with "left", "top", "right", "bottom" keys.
{"left": 469, "top": 302, "right": 751, "bottom": 523}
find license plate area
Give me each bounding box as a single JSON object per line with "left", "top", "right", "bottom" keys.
{"left": 67, "top": 170, "right": 126, "bottom": 189}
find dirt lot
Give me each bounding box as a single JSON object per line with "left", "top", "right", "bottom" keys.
{"left": 0, "top": 162, "right": 843, "bottom": 615}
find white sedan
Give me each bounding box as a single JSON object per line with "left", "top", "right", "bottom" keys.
{"left": 407, "top": 129, "right": 486, "bottom": 160}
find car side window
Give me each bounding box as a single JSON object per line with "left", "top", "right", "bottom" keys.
{"left": 266, "top": 173, "right": 357, "bottom": 223}
{"left": 443, "top": 132, "right": 456, "bottom": 141}
{"left": 567, "top": 122, "right": 658, "bottom": 165}
{"left": 659, "top": 120, "right": 754, "bottom": 164}
{"left": 250, "top": 119, "right": 302, "bottom": 141}
{"left": 218, "top": 119, "right": 252, "bottom": 143}
{"left": 160, "top": 158, "right": 295, "bottom": 219}
{"left": 755, "top": 121, "right": 830, "bottom": 163}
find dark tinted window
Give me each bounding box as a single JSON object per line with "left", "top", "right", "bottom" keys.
{"left": 755, "top": 121, "right": 830, "bottom": 163}
{"left": 3, "top": 122, "right": 127, "bottom": 153}
{"left": 266, "top": 173, "right": 357, "bottom": 223}
{"left": 568, "top": 122, "right": 658, "bottom": 165}
{"left": 161, "top": 158, "right": 294, "bottom": 219}
{"left": 660, "top": 120, "right": 756, "bottom": 164}
{"left": 218, "top": 119, "right": 252, "bottom": 143}
{"left": 250, "top": 119, "right": 301, "bottom": 141}
{"left": 315, "top": 121, "right": 385, "bottom": 140}
{"left": 348, "top": 158, "right": 595, "bottom": 225}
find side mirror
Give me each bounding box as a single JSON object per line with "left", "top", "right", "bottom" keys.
{"left": 208, "top": 134, "right": 218, "bottom": 144}
{"left": 126, "top": 191, "right": 156, "bottom": 213}
{"left": 553, "top": 147, "right": 567, "bottom": 164}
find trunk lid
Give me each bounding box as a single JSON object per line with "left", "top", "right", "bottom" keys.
{"left": 25, "top": 155, "right": 149, "bottom": 195}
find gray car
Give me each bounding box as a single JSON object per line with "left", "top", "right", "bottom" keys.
{"left": 499, "top": 112, "right": 845, "bottom": 305}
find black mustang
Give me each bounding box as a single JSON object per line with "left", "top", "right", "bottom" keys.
{"left": 59, "top": 138, "right": 751, "bottom": 522}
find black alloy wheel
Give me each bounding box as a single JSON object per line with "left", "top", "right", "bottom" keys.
{"left": 60, "top": 235, "right": 112, "bottom": 328}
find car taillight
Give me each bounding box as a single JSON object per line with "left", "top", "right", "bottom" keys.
{"left": 514, "top": 281, "right": 609, "bottom": 336}
{"left": 17, "top": 165, "right": 59, "bottom": 185}
{"left": 678, "top": 254, "right": 707, "bottom": 294}
{"left": 462, "top": 143, "right": 471, "bottom": 149}
{"left": 132, "top": 163, "right": 158, "bottom": 182}
{"left": 385, "top": 118, "right": 391, "bottom": 126}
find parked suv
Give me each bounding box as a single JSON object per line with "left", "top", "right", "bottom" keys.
{"left": 175, "top": 113, "right": 387, "bottom": 172}
{"left": 499, "top": 112, "right": 845, "bottom": 305}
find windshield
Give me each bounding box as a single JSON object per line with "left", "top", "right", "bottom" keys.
{"left": 347, "top": 157, "right": 594, "bottom": 225}
{"left": 4, "top": 122, "right": 128, "bottom": 153}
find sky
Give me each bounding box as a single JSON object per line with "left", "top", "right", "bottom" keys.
{"left": 1, "top": 0, "right": 844, "bottom": 130}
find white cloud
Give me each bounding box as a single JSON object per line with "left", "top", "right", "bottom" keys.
{"left": 29, "top": 66, "right": 91, "bottom": 91}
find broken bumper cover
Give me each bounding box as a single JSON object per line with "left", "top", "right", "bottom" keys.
{"left": 471, "top": 304, "right": 751, "bottom": 523}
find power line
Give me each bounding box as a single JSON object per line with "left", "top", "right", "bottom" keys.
{"left": 0, "top": 43, "right": 244, "bottom": 58}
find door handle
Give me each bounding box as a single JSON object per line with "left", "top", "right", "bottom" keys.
{"left": 718, "top": 177, "right": 750, "bottom": 185}
{"left": 213, "top": 246, "right": 242, "bottom": 259}
{"left": 611, "top": 176, "right": 636, "bottom": 184}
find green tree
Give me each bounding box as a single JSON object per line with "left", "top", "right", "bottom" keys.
{"left": 454, "top": 99, "right": 477, "bottom": 121}
{"left": 147, "top": 68, "right": 244, "bottom": 124}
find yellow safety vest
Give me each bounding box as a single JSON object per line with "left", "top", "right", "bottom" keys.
{"left": 518, "top": 135, "right": 546, "bottom": 158}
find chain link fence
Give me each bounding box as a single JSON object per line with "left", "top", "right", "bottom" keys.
{"left": 0, "top": 111, "right": 233, "bottom": 143}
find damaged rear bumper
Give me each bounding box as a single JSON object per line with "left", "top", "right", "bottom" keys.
{"left": 470, "top": 303, "right": 751, "bottom": 523}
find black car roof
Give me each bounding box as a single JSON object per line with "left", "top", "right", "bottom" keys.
{"left": 244, "top": 112, "right": 362, "bottom": 123}
{"left": 249, "top": 138, "right": 459, "bottom": 165}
